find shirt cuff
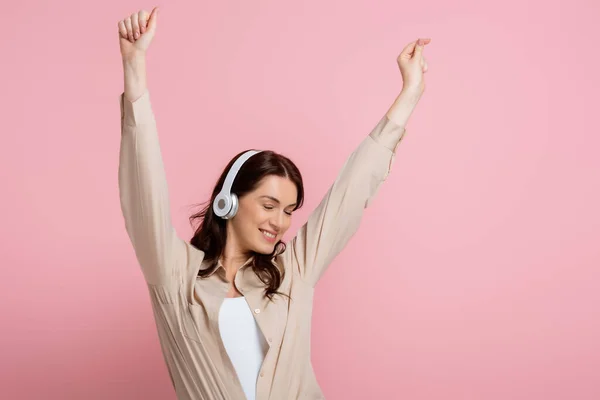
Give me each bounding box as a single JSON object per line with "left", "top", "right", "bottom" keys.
{"left": 119, "top": 89, "right": 154, "bottom": 127}
{"left": 368, "top": 114, "right": 407, "bottom": 153}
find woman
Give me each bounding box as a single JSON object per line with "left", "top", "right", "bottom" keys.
{"left": 118, "top": 7, "right": 430, "bottom": 400}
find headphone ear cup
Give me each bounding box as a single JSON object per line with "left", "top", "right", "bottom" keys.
{"left": 225, "top": 193, "right": 239, "bottom": 219}
{"left": 212, "top": 149, "right": 261, "bottom": 219}
{"left": 213, "top": 193, "right": 232, "bottom": 218}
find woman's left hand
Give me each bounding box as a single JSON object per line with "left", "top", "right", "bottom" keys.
{"left": 397, "top": 38, "right": 431, "bottom": 95}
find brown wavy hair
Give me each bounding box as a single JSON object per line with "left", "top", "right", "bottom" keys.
{"left": 189, "top": 149, "right": 304, "bottom": 300}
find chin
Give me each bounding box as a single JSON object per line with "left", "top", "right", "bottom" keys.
{"left": 253, "top": 243, "right": 276, "bottom": 255}
{"left": 250, "top": 237, "right": 278, "bottom": 255}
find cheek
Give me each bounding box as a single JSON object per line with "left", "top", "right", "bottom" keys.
{"left": 238, "top": 201, "right": 261, "bottom": 222}
{"left": 233, "top": 208, "right": 257, "bottom": 233}
{"left": 243, "top": 208, "right": 272, "bottom": 235}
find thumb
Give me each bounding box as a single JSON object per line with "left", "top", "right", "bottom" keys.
{"left": 413, "top": 39, "right": 424, "bottom": 59}
{"left": 147, "top": 7, "right": 159, "bottom": 31}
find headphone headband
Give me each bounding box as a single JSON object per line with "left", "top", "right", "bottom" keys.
{"left": 213, "top": 150, "right": 262, "bottom": 219}
{"left": 221, "top": 150, "right": 260, "bottom": 194}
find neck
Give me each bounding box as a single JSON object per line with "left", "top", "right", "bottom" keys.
{"left": 221, "top": 225, "right": 252, "bottom": 274}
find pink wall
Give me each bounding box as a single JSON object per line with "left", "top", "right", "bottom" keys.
{"left": 1, "top": 0, "right": 599, "bottom": 399}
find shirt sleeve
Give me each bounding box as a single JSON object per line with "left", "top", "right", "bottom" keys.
{"left": 284, "top": 114, "right": 406, "bottom": 287}
{"left": 118, "top": 89, "right": 187, "bottom": 286}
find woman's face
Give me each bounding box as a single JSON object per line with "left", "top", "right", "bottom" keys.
{"left": 230, "top": 175, "right": 298, "bottom": 254}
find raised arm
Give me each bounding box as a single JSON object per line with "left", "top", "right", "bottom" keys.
{"left": 118, "top": 8, "right": 186, "bottom": 286}
{"left": 285, "top": 38, "right": 431, "bottom": 287}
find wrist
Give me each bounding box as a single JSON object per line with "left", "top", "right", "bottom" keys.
{"left": 122, "top": 50, "right": 146, "bottom": 66}
{"left": 122, "top": 52, "right": 148, "bottom": 102}
{"left": 385, "top": 89, "right": 420, "bottom": 127}
{"left": 399, "top": 85, "right": 423, "bottom": 100}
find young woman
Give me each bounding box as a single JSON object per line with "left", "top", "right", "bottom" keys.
{"left": 117, "top": 7, "right": 430, "bottom": 400}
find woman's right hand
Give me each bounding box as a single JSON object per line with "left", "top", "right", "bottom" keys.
{"left": 118, "top": 7, "right": 158, "bottom": 60}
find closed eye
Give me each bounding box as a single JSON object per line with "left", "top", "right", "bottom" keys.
{"left": 264, "top": 204, "right": 293, "bottom": 216}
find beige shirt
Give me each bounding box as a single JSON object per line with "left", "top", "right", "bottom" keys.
{"left": 118, "top": 89, "right": 405, "bottom": 400}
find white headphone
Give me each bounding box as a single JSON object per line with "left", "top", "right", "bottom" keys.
{"left": 213, "top": 150, "right": 262, "bottom": 219}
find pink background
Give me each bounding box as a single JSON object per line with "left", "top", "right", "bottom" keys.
{"left": 1, "top": 0, "right": 599, "bottom": 399}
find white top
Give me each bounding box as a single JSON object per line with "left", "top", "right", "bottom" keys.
{"left": 218, "top": 296, "right": 268, "bottom": 400}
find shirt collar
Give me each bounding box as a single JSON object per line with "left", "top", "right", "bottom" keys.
{"left": 201, "top": 255, "right": 255, "bottom": 278}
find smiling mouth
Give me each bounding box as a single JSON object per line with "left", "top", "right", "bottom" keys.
{"left": 259, "top": 229, "right": 277, "bottom": 242}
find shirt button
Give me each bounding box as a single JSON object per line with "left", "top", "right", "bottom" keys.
{"left": 268, "top": 337, "right": 273, "bottom": 343}
{"left": 254, "top": 308, "right": 261, "bottom": 314}
{"left": 260, "top": 372, "right": 265, "bottom": 377}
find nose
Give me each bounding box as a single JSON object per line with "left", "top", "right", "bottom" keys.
{"left": 269, "top": 211, "right": 285, "bottom": 233}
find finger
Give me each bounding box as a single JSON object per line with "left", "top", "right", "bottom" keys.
{"left": 147, "top": 6, "right": 159, "bottom": 31}
{"left": 124, "top": 17, "right": 133, "bottom": 42}
{"left": 138, "top": 9, "right": 149, "bottom": 34}
{"left": 414, "top": 38, "right": 432, "bottom": 58}
{"left": 414, "top": 38, "right": 425, "bottom": 59}
{"left": 131, "top": 13, "right": 140, "bottom": 40}
{"left": 117, "top": 20, "right": 128, "bottom": 40}
{"left": 399, "top": 41, "right": 417, "bottom": 60}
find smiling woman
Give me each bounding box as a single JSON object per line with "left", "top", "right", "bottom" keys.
{"left": 189, "top": 149, "right": 305, "bottom": 300}
{"left": 117, "top": 5, "right": 428, "bottom": 400}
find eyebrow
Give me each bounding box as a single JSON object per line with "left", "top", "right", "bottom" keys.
{"left": 260, "top": 195, "right": 297, "bottom": 208}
